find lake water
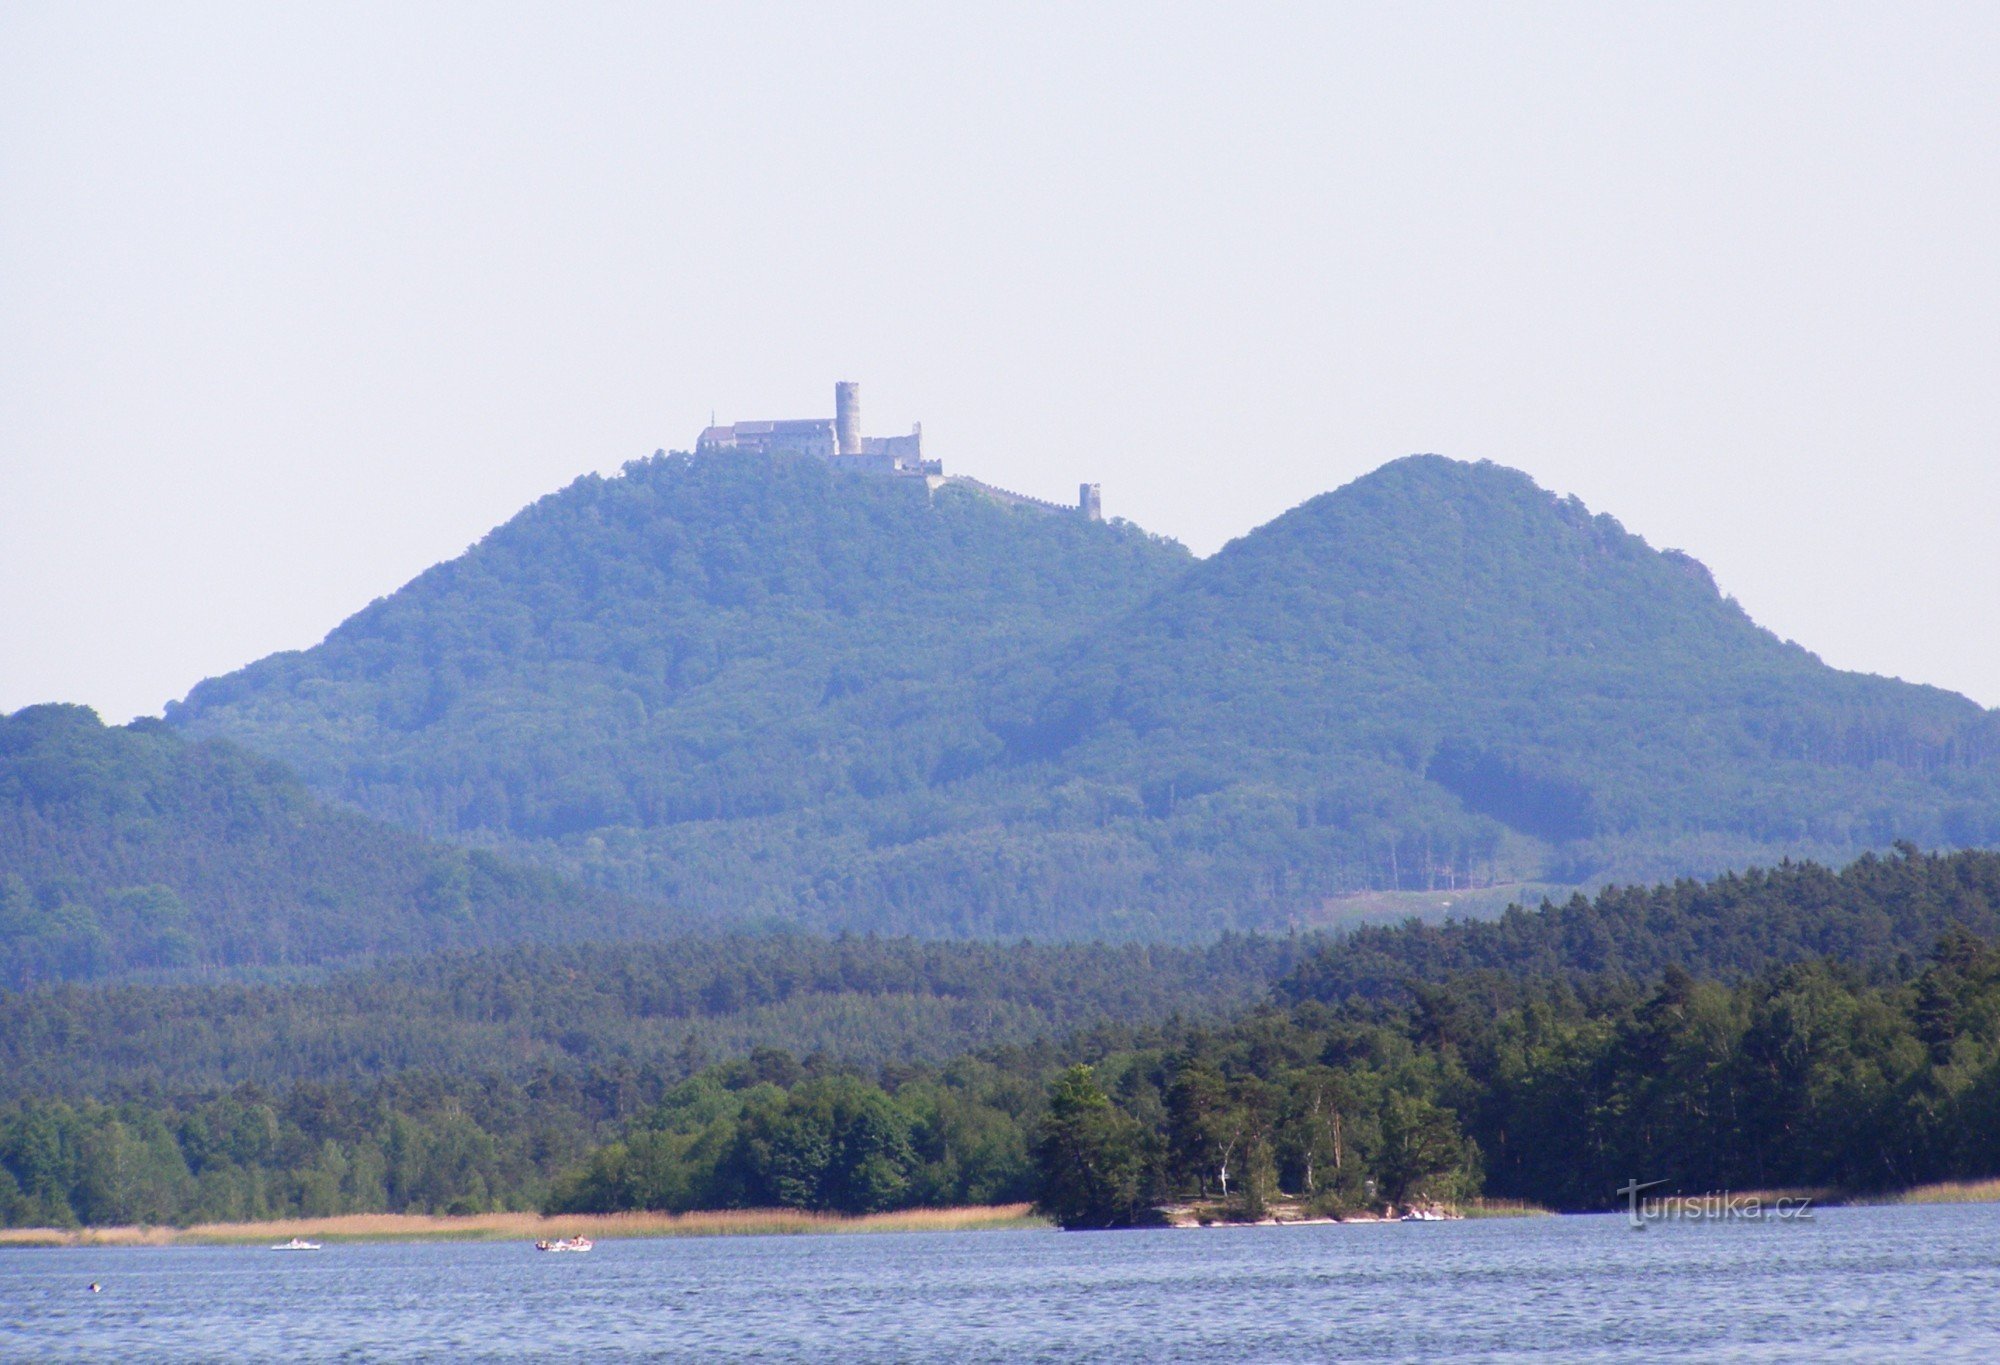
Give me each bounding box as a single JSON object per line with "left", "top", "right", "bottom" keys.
{"left": 5, "top": 1204, "right": 1999, "bottom": 1361}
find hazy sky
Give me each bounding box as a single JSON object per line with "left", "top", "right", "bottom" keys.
{"left": 4, "top": 2, "right": 1997, "bottom": 721}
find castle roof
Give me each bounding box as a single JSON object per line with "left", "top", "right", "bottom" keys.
{"left": 716, "top": 418, "right": 831, "bottom": 436}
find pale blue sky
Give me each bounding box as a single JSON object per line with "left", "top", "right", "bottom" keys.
{"left": 4, "top": 1, "right": 1997, "bottom": 719}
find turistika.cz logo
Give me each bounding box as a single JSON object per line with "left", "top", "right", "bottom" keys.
{"left": 1616, "top": 1179, "right": 1815, "bottom": 1229}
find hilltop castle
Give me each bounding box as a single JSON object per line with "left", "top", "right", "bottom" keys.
{"left": 698, "top": 382, "right": 1101, "bottom": 521}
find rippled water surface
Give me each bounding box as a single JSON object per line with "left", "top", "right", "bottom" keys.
{"left": 6, "top": 1204, "right": 2000, "bottom": 1361}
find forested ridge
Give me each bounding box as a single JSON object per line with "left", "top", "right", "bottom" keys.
{"left": 0, "top": 705, "right": 673, "bottom": 986}
{"left": 0, "top": 934, "right": 1310, "bottom": 1098}
{"left": 166, "top": 450, "right": 2000, "bottom": 940}
{"left": 12, "top": 848, "right": 1994, "bottom": 1098}
{"left": 1277, "top": 846, "right": 2000, "bottom": 1004}
{"left": 11, "top": 849, "right": 2000, "bottom": 1228}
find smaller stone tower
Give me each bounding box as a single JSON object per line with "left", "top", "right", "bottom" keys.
{"left": 835, "top": 381, "right": 861, "bottom": 457}
{"left": 1079, "top": 484, "right": 1102, "bottom": 521}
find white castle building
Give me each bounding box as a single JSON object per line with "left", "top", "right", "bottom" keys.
{"left": 697, "top": 382, "right": 1101, "bottom": 520}
{"left": 697, "top": 381, "right": 937, "bottom": 478}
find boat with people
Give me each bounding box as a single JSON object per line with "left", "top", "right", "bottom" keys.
{"left": 271, "top": 1238, "right": 322, "bottom": 1250}
{"left": 534, "top": 1236, "right": 594, "bottom": 1253}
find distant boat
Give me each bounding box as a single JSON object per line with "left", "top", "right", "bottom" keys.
{"left": 535, "top": 1236, "right": 594, "bottom": 1253}
{"left": 271, "top": 1238, "right": 322, "bottom": 1250}
{"left": 1401, "top": 1208, "right": 1451, "bottom": 1222}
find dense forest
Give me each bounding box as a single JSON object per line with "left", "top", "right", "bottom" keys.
{"left": 9, "top": 848, "right": 1993, "bottom": 1097}
{"left": 10, "top": 850, "right": 2000, "bottom": 1229}
{"left": 1028, "top": 924, "right": 2000, "bottom": 1225}
{"left": 0, "top": 934, "right": 1310, "bottom": 1098}
{"left": 12, "top": 932, "right": 2000, "bottom": 1229}
{"left": 1277, "top": 846, "right": 2000, "bottom": 1003}
{"left": 0, "top": 1066, "right": 666, "bottom": 1229}
{"left": 0, "top": 705, "right": 673, "bottom": 986}
{"left": 167, "top": 450, "right": 2000, "bottom": 940}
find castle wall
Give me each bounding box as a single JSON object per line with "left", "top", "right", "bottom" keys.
{"left": 946, "top": 475, "right": 1084, "bottom": 517}
{"left": 860, "top": 432, "right": 923, "bottom": 463}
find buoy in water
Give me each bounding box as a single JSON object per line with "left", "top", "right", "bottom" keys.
{"left": 89, "top": 1283, "right": 101, "bottom": 1293}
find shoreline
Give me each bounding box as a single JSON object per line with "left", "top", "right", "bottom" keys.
{"left": 8, "top": 1178, "right": 1999, "bottom": 1248}
{"left": 0, "top": 1204, "right": 1047, "bottom": 1249}
{"left": 1157, "top": 1196, "right": 1550, "bottom": 1228}
{"left": 1721, "top": 1177, "right": 2000, "bottom": 1211}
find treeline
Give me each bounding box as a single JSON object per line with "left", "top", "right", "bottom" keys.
{"left": 546, "top": 1050, "right": 1041, "bottom": 1216}
{"left": 0, "top": 1065, "right": 674, "bottom": 1229}
{"left": 16, "top": 845, "right": 1990, "bottom": 1102}
{"left": 1037, "top": 925, "right": 2000, "bottom": 1222}
{"left": 484, "top": 924, "right": 2000, "bottom": 1228}
{"left": 1278, "top": 846, "right": 2000, "bottom": 1003}
{"left": 13, "top": 850, "right": 2000, "bottom": 1229}
{"left": 0, "top": 933, "right": 1310, "bottom": 1098}
{"left": 11, "top": 932, "right": 2000, "bottom": 1229}
{"left": 0, "top": 704, "right": 675, "bottom": 987}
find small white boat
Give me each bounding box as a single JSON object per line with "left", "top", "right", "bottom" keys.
{"left": 1401, "top": 1208, "right": 1451, "bottom": 1222}
{"left": 534, "top": 1236, "right": 594, "bottom": 1253}
{"left": 271, "top": 1238, "right": 322, "bottom": 1250}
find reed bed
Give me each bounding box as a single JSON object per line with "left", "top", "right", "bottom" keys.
{"left": 1710, "top": 1187, "right": 1830, "bottom": 1207}
{"left": 1880, "top": 1178, "right": 2000, "bottom": 1206}
{"left": 0, "top": 1203, "right": 1046, "bottom": 1248}
{"left": 1622, "top": 1180, "right": 2000, "bottom": 1211}
{"left": 1457, "top": 1198, "right": 1551, "bottom": 1219}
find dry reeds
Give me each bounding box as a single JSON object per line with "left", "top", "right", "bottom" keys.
{"left": 1457, "top": 1198, "right": 1551, "bottom": 1218}
{"left": 0, "top": 1204, "right": 1045, "bottom": 1248}
{"left": 1882, "top": 1178, "right": 2000, "bottom": 1206}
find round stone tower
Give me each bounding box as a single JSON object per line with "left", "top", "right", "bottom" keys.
{"left": 835, "top": 381, "right": 861, "bottom": 457}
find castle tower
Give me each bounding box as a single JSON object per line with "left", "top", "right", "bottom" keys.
{"left": 1079, "top": 483, "right": 1102, "bottom": 521}
{"left": 835, "top": 381, "right": 861, "bottom": 457}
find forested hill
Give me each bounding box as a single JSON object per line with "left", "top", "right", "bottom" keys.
{"left": 981, "top": 455, "right": 2000, "bottom": 912}
{"left": 166, "top": 450, "right": 2000, "bottom": 939}
{"left": 168, "top": 450, "right": 1192, "bottom": 928}
{"left": 0, "top": 705, "right": 673, "bottom": 985}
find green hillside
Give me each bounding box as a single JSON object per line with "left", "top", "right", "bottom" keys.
{"left": 167, "top": 451, "right": 2000, "bottom": 939}
{"left": 974, "top": 455, "right": 2000, "bottom": 917}
{"left": 169, "top": 450, "right": 1190, "bottom": 926}
{"left": 0, "top": 704, "right": 669, "bottom": 985}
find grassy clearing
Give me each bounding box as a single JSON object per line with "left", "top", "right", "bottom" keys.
{"left": 0, "top": 1204, "right": 1047, "bottom": 1248}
